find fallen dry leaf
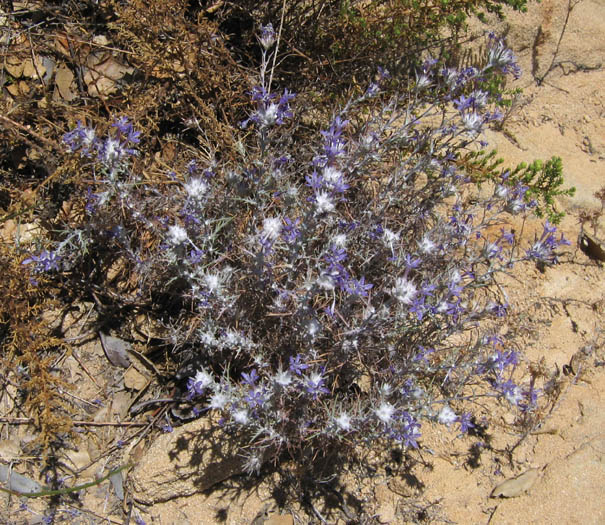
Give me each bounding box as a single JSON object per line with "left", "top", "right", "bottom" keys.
{"left": 22, "top": 56, "right": 47, "bottom": 79}
{"left": 0, "top": 439, "right": 21, "bottom": 461}
{"left": 64, "top": 448, "right": 92, "bottom": 473}
{"left": 490, "top": 468, "right": 539, "bottom": 498}
{"left": 110, "top": 469, "right": 125, "bottom": 501}
{"left": 6, "top": 81, "right": 28, "bottom": 98}
{"left": 99, "top": 332, "right": 131, "bottom": 369}
{"left": 4, "top": 83, "right": 17, "bottom": 97}
{"left": 84, "top": 52, "right": 133, "bottom": 97}
{"left": 55, "top": 66, "right": 76, "bottom": 101}
{"left": 124, "top": 366, "right": 148, "bottom": 391}
{"left": 54, "top": 32, "right": 91, "bottom": 58}
{"left": 54, "top": 33, "right": 72, "bottom": 57}
{"left": 110, "top": 391, "right": 133, "bottom": 420}
{"left": 128, "top": 440, "right": 147, "bottom": 465}
{"left": 92, "top": 35, "right": 110, "bottom": 47}
{"left": 4, "top": 222, "right": 43, "bottom": 244}
{"left": 0, "top": 465, "right": 42, "bottom": 494}
{"left": 0, "top": 8, "right": 8, "bottom": 44}
{"left": 4, "top": 55, "right": 24, "bottom": 78}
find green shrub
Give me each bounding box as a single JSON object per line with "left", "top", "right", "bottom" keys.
{"left": 217, "top": 0, "right": 533, "bottom": 93}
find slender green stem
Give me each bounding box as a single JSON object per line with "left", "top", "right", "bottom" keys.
{"left": 0, "top": 463, "right": 132, "bottom": 499}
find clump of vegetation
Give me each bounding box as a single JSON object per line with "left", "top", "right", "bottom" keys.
{"left": 211, "top": 0, "right": 533, "bottom": 91}
{"left": 0, "top": 1, "right": 584, "bottom": 522}
{"left": 18, "top": 32, "right": 569, "bottom": 481}
{"left": 0, "top": 240, "right": 73, "bottom": 455}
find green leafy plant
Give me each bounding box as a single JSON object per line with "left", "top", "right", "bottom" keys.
{"left": 216, "top": 0, "right": 534, "bottom": 94}
{"left": 461, "top": 150, "right": 575, "bottom": 223}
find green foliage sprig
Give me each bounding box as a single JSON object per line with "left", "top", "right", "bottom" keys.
{"left": 461, "top": 150, "right": 575, "bottom": 223}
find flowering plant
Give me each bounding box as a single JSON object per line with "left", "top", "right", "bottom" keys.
{"left": 24, "top": 31, "right": 569, "bottom": 475}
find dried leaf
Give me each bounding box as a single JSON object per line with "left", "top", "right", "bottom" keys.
{"left": 124, "top": 366, "right": 148, "bottom": 391}
{"left": 54, "top": 33, "right": 71, "bottom": 57}
{"left": 490, "top": 468, "right": 539, "bottom": 498}
{"left": 0, "top": 465, "right": 43, "bottom": 494}
{"left": 109, "top": 470, "right": 124, "bottom": 500}
{"left": 6, "top": 80, "right": 30, "bottom": 97}
{"left": 0, "top": 439, "right": 20, "bottom": 460}
{"left": 92, "top": 35, "right": 110, "bottom": 46}
{"left": 40, "top": 56, "right": 56, "bottom": 83}
{"left": 110, "top": 390, "right": 134, "bottom": 419}
{"left": 22, "top": 56, "right": 48, "bottom": 79}
{"left": 4, "top": 56, "right": 24, "bottom": 78}
{"left": 129, "top": 440, "right": 146, "bottom": 464}
{"left": 99, "top": 332, "right": 131, "bottom": 368}
{"left": 12, "top": 222, "right": 43, "bottom": 244}
{"left": 84, "top": 52, "right": 133, "bottom": 97}
{"left": 0, "top": 9, "right": 7, "bottom": 44}
{"left": 54, "top": 32, "right": 91, "bottom": 58}
{"left": 65, "top": 448, "right": 92, "bottom": 473}
{"left": 55, "top": 66, "right": 76, "bottom": 101}
{"left": 89, "top": 54, "right": 133, "bottom": 80}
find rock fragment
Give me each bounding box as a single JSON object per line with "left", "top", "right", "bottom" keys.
{"left": 490, "top": 468, "right": 539, "bottom": 498}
